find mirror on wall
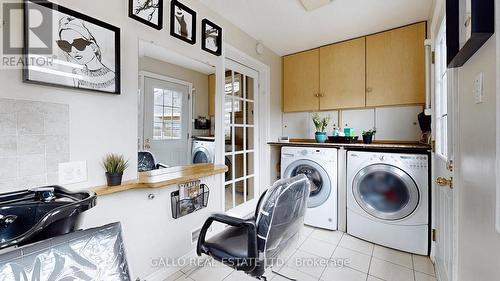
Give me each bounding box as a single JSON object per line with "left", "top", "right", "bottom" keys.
{"left": 137, "top": 40, "right": 217, "bottom": 171}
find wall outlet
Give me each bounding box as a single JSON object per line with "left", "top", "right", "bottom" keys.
{"left": 58, "top": 161, "right": 88, "bottom": 185}
{"left": 474, "top": 72, "right": 483, "bottom": 104}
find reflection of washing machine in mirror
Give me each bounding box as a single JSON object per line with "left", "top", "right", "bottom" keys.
{"left": 281, "top": 147, "right": 338, "bottom": 230}
{"left": 191, "top": 137, "right": 215, "bottom": 164}
{"left": 347, "top": 151, "right": 429, "bottom": 255}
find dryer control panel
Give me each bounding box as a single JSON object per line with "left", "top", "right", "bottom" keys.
{"left": 399, "top": 155, "right": 429, "bottom": 169}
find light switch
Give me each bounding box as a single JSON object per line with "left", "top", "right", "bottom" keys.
{"left": 58, "top": 161, "right": 88, "bottom": 185}
{"left": 474, "top": 72, "right": 483, "bottom": 104}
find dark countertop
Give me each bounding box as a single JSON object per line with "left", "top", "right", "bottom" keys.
{"left": 268, "top": 141, "right": 431, "bottom": 152}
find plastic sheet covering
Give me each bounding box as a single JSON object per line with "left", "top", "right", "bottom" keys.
{"left": 0, "top": 222, "right": 130, "bottom": 281}
{"left": 256, "top": 174, "right": 310, "bottom": 266}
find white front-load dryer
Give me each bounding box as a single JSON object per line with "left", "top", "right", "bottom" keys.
{"left": 347, "top": 151, "right": 429, "bottom": 255}
{"left": 281, "top": 147, "right": 338, "bottom": 230}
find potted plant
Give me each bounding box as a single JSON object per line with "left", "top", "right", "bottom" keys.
{"left": 102, "top": 153, "right": 129, "bottom": 186}
{"left": 312, "top": 113, "right": 330, "bottom": 143}
{"left": 362, "top": 128, "right": 377, "bottom": 144}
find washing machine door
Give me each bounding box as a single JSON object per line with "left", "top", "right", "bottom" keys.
{"left": 352, "top": 164, "right": 419, "bottom": 220}
{"left": 284, "top": 159, "right": 331, "bottom": 208}
{"left": 192, "top": 147, "right": 212, "bottom": 164}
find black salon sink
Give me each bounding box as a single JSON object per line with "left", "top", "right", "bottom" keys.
{"left": 0, "top": 186, "right": 96, "bottom": 249}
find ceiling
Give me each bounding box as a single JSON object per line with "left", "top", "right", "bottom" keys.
{"left": 200, "top": 0, "right": 434, "bottom": 56}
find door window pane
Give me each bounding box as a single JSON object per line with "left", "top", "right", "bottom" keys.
{"left": 435, "top": 23, "right": 448, "bottom": 158}
{"left": 225, "top": 184, "right": 233, "bottom": 211}
{"left": 153, "top": 88, "right": 182, "bottom": 140}
{"left": 224, "top": 68, "right": 258, "bottom": 211}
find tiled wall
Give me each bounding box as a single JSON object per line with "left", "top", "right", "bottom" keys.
{"left": 0, "top": 98, "right": 69, "bottom": 192}
{"left": 282, "top": 105, "right": 423, "bottom": 141}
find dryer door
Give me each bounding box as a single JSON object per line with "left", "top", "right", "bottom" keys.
{"left": 352, "top": 164, "right": 419, "bottom": 220}
{"left": 284, "top": 159, "right": 331, "bottom": 208}
{"left": 192, "top": 147, "right": 212, "bottom": 164}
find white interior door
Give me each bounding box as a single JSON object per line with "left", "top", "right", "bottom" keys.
{"left": 143, "top": 76, "right": 191, "bottom": 167}
{"left": 224, "top": 59, "right": 259, "bottom": 212}
{"left": 432, "top": 20, "right": 455, "bottom": 281}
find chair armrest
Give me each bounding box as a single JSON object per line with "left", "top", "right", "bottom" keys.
{"left": 156, "top": 163, "right": 168, "bottom": 169}
{"left": 196, "top": 213, "right": 257, "bottom": 260}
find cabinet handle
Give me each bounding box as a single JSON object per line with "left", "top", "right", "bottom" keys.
{"left": 314, "top": 93, "right": 319, "bottom": 97}
{"left": 366, "top": 87, "right": 373, "bottom": 93}
{"left": 319, "top": 93, "right": 325, "bottom": 97}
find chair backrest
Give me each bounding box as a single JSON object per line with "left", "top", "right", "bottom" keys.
{"left": 138, "top": 151, "right": 156, "bottom": 172}
{"left": 255, "top": 174, "right": 310, "bottom": 263}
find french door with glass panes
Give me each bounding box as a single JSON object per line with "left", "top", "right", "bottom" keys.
{"left": 224, "top": 60, "right": 259, "bottom": 211}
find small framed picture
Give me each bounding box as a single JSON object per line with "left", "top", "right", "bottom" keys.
{"left": 170, "top": 0, "right": 196, "bottom": 45}
{"left": 129, "top": 0, "right": 163, "bottom": 30}
{"left": 24, "top": 0, "right": 120, "bottom": 94}
{"left": 201, "top": 19, "right": 222, "bottom": 56}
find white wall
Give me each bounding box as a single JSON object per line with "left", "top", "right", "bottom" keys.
{"left": 282, "top": 105, "right": 423, "bottom": 141}
{"left": 454, "top": 34, "right": 500, "bottom": 281}
{"left": 0, "top": 0, "right": 281, "bottom": 188}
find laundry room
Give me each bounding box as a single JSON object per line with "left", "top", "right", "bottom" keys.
{"left": 0, "top": 0, "right": 499, "bottom": 281}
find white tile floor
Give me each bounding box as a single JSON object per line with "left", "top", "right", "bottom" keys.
{"left": 164, "top": 226, "right": 437, "bottom": 281}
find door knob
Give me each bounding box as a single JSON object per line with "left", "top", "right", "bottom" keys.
{"left": 436, "top": 177, "right": 453, "bottom": 189}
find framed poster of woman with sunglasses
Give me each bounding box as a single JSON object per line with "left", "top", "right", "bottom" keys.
{"left": 23, "top": 0, "right": 121, "bottom": 94}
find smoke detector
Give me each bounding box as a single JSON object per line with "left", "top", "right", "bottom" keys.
{"left": 298, "top": 0, "right": 334, "bottom": 11}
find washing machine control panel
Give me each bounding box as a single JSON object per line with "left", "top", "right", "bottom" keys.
{"left": 399, "top": 155, "right": 429, "bottom": 169}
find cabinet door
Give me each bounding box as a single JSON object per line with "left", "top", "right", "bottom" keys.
{"left": 366, "top": 22, "right": 426, "bottom": 107}
{"left": 320, "top": 37, "right": 366, "bottom": 110}
{"left": 283, "top": 49, "right": 320, "bottom": 112}
{"left": 208, "top": 74, "right": 215, "bottom": 116}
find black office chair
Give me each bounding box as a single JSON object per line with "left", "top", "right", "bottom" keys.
{"left": 197, "top": 175, "right": 311, "bottom": 280}
{"left": 137, "top": 151, "right": 169, "bottom": 172}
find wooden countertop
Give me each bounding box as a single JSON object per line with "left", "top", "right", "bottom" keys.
{"left": 93, "top": 164, "right": 228, "bottom": 196}
{"left": 268, "top": 140, "right": 431, "bottom": 151}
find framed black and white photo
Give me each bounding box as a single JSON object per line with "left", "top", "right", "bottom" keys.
{"left": 170, "top": 0, "right": 196, "bottom": 45}
{"left": 24, "top": 0, "right": 121, "bottom": 94}
{"left": 129, "top": 0, "right": 163, "bottom": 30}
{"left": 201, "top": 19, "right": 222, "bottom": 56}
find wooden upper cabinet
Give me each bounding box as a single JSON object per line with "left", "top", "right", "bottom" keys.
{"left": 320, "top": 37, "right": 366, "bottom": 110}
{"left": 366, "top": 22, "right": 426, "bottom": 107}
{"left": 283, "top": 49, "right": 320, "bottom": 112}
{"left": 208, "top": 74, "right": 215, "bottom": 116}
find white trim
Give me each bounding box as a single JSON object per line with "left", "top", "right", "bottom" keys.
{"left": 496, "top": 0, "right": 500, "bottom": 234}
{"left": 139, "top": 70, "right": 194, "bottom": 161}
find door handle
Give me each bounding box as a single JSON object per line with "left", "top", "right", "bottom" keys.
{"left": 436, "top": 177, "right": 453, "bottom": 189}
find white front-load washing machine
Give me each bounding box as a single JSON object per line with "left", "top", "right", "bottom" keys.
{"left": 281, "top": 147, "right": 338, "bottom": 230}
{"left": 192, "top": 137, "right": 215, "bottom": 164}
{"left": 347, "top": 151, "right": 429, "bottom": 255}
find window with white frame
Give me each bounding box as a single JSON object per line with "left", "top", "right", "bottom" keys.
{"left": 153, "top": 88, "right": 182, "bottom": 140}
{"left": 435, "top": 21, "right": 448, "bottom": 158}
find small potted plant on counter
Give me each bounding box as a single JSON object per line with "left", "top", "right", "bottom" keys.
{"left": 362, "top": 128, "right": 377, "bottom": 144}
{"left": 312, "top": 113, "right": 330, "bottom": 143}
{"left": 102, "top": 153, "right": 129, "bottom": 187}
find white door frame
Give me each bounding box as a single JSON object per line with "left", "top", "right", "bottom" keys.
{"left": 215, "top": 44, "right": 271, "bottom": 216}
{"left": 139, "top": 70, "right": 194, "bottom": 162}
